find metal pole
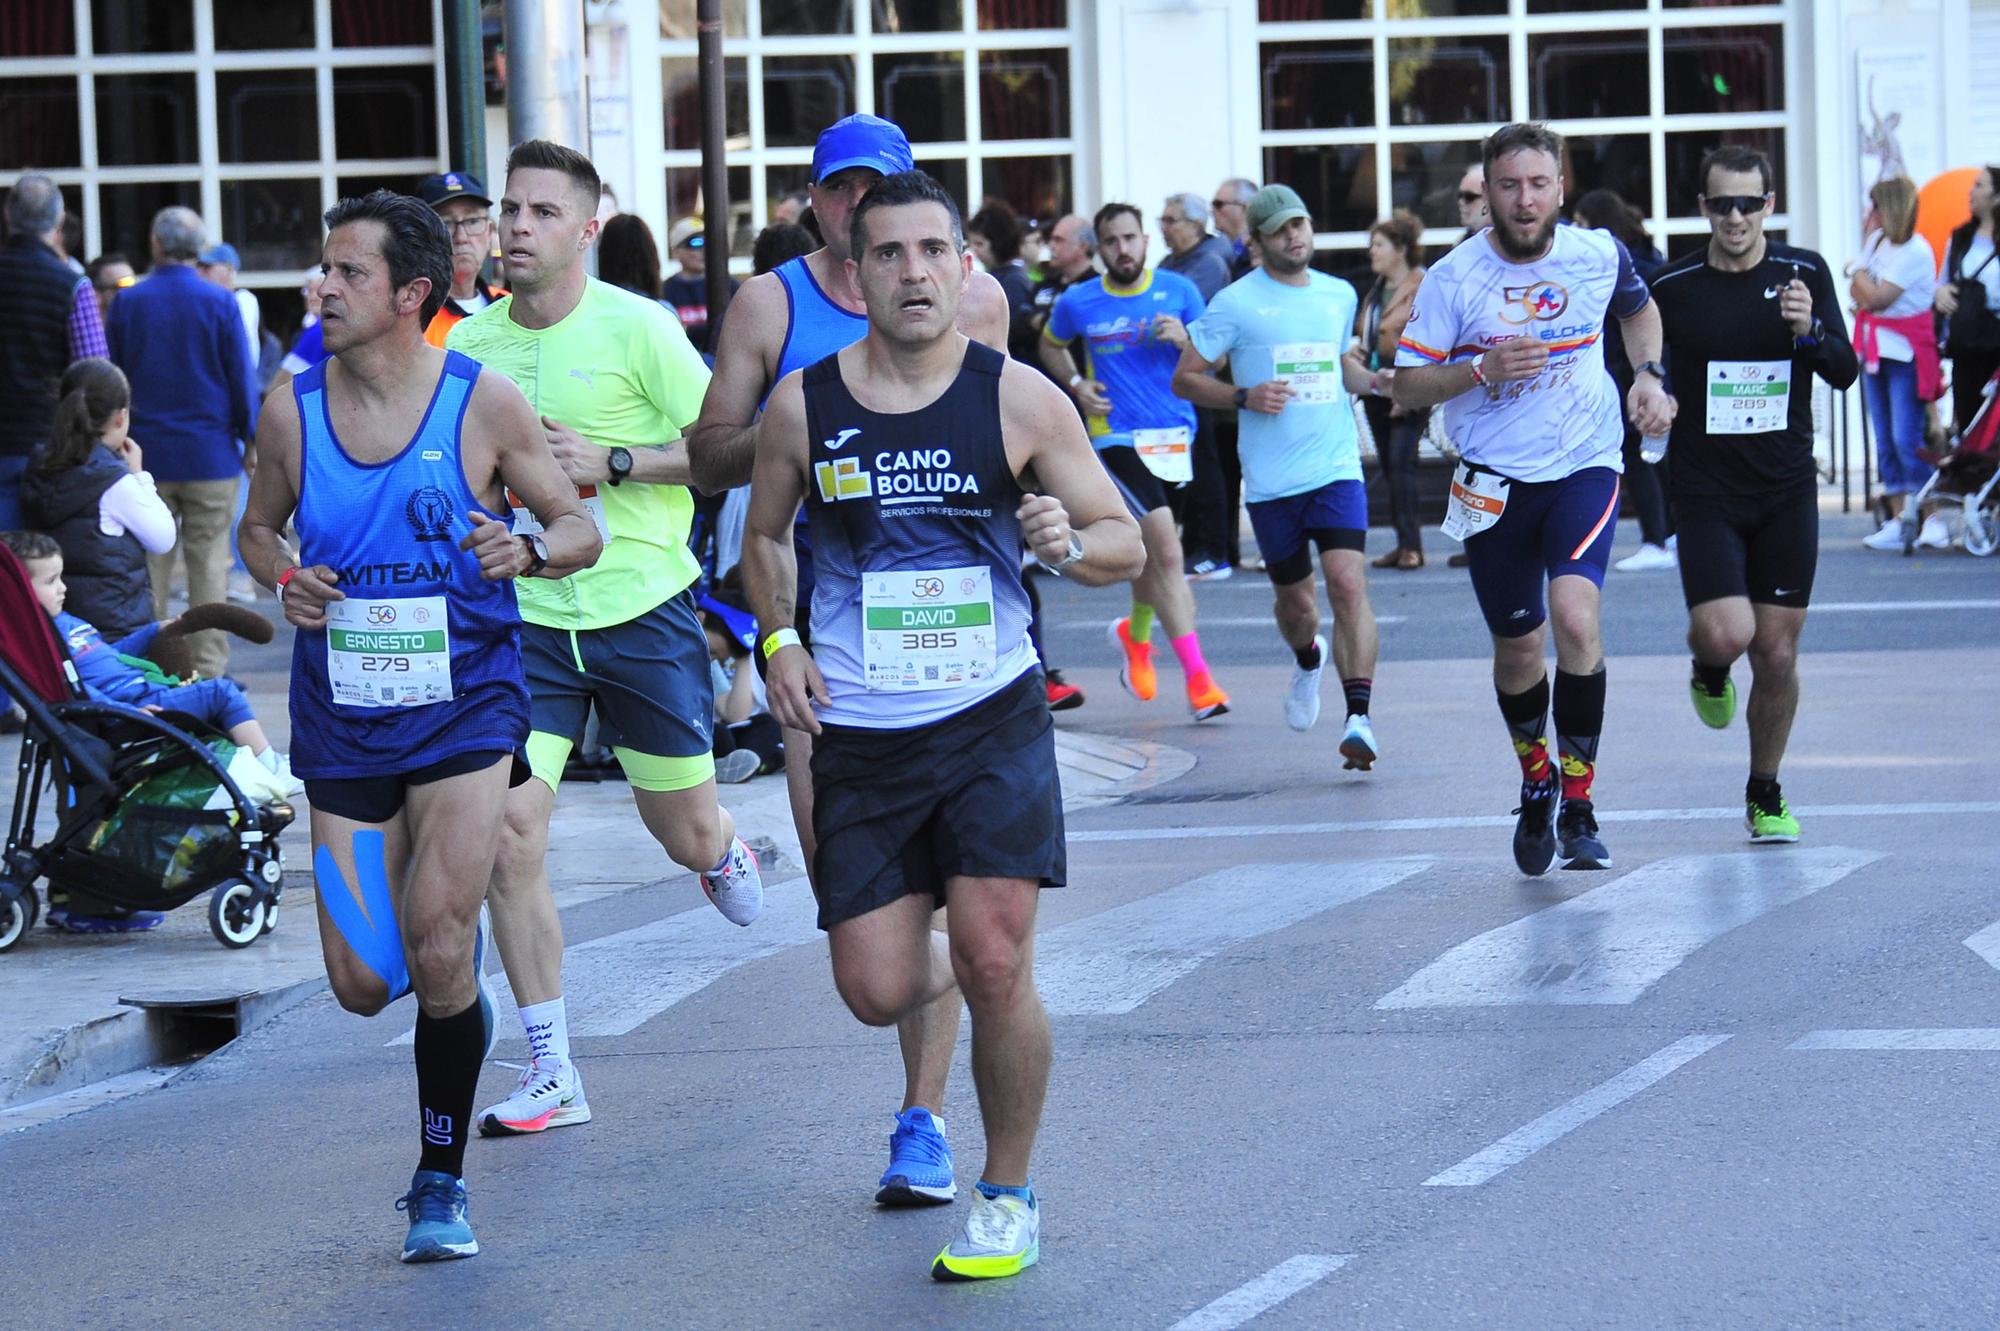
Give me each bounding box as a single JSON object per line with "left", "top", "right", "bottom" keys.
{"left": 503, "top": 0, "right": 590, "bottom": 151}
{"left": 441, "top": 0, "right": 487, "bottom": 181}
{"left": 698, "top": 0, "right": 733, "bottom": 335}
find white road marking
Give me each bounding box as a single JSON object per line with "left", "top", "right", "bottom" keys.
{"left": 1376, "top": 846, "right": 1882, "bottom": 1008}
{"left": 1424, "top": 1034, "right": 1732, "bottom": 1187}
{"left": 1167, "top": 1254, "right": 1356, "bottom": 1331}
{"left": 1806, "top": 599, "right": 2000, "bottom": 613}
{"left": 1069, "top": 803, "right": 2000, "bottom": 844}
{"left": 1037, "top": 860, "right": 1432, "bottom": 1016}
{"left": 1963, "top": 921, "right": 2000, "bottom": 972}
{"left": 1790, "top": 1029, "right": 2000, "bottom": 1051}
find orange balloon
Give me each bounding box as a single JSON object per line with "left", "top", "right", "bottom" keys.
{"left": 1917, "top": 167, "right": 1980, "bottom": 267}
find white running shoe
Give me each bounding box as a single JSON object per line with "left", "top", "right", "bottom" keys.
{"left": 1917, "top": 513, "right": 1954, "bottom": 549}
{"left": 478, "top": 1055, "right": 592, "bottom": 1136}
{"left": 700, "top": 837, "right": 764, "bottom": 926}
{"left": 1338, "top": 714, "right": 1378, "bottom": 771}
{"left": 1284, "top": 635, "right": 1327, "bottom": 732}
{"left": 1862, "top": 518, "right": 1906, "bottom": 551}
{"left": 262, "top": 750, "right": 305, "bottom": 800}
{"left": 1613, "top": 542, "right": 1677, "bottom": 572}
{"left": 714, "top": 748, "right": 761, "bottom": 784}
{"left": 931, "top": 1193, "right": 1040, "bottom": 1282}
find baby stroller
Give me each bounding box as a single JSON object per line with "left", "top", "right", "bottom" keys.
{"left": 0, "top": 545, "right": 292, "bottom": 952}
{"left": 1907, "top": 366, "right": 2000, "bottom": 557}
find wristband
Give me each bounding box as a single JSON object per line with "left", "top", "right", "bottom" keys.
{"left": 1468, "top": 357, "right": 1487, "bottom": 387}
{"left": 761, "top": 627, "right": 802, "bottom": 661}
{"left": 275, "top": 565, "right": 299, "bottom": 598}
{"left": 1067, "top": 372, "right": 1082, "bottom": 389}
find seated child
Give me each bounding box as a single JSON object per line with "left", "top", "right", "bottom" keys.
{"left": 697, "top": 575, "right": 782, "bottom": 785}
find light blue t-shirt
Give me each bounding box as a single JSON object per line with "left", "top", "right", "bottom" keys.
{"left": 1189, "top": 268, "right": 1360, "bottom": 502}
{"left": 1045, "top": 269, "right": 1205, "bottom": 448}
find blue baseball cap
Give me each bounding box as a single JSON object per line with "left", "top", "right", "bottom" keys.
{"left": 812, "top": 114, "right": 914, "bottom": 184}
{"left": 197, "top": 242, "right": 241, "bottom": 268}
{"left": 698, "top": 594, "right": 757, "bottom": 653}
{"left": 415, "top": 171, "right": 492, "bottom": 209}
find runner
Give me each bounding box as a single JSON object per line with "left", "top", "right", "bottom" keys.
{"left": 685, "top": 114, "right": 1008, "bottom": 1206}
{"left": 1391, "top": 122, "right": 1674, "bottom": 874}
{"left": 445, "top": 140, "right": 766, "bottom": 1138}
{"left": 237, "top": 190, "right": 601, "bottom": 1261}
{"left": 741, "top": 170, "right": 1144, "bottom": 1279}
{"left": 1040, "top": 202, "right": 1229, "bottom": 720}
{"left": 1648, "top": 144, "right": 1857, "bottom": 843}
{"left": 1172, "top": 184, "right": 1385, "bottom": 767}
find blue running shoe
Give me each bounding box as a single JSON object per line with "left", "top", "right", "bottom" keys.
{"left": 396, "top": 1170, "right": 478, "bottom": 1262}
{"left": 876, "top": 1107, "right": 956, "bottom": 1207}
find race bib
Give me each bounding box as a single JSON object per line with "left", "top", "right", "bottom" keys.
{"left": 1705, "top": 360, "right": 1790, "bottom": 435}
{"left": 1440, "top": 464, "right": 1510, "bottom": 542}
{"left": 861, "top": 566, "right": 997, "bottom": 692}
{"left": 509, "top": 485, "right": 612, "bottom": 544}
{"left": 327, "top": 597, "right": 452, "bottom": 709}
{"left": 1132, "top": 426, "right": 1193, "bottom": 484}
{"left": 1273, "top": 342, "right": 1341, "bottom": 405}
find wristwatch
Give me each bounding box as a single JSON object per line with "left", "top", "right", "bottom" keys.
{"left": 1634, "top": 360, "right": 1667, "bottom": 382}
{"left": 606, "top": 446, "right": 634, "bottom": 486}
{"left": 1794, "top": 317, "right": 1825, "bottom": 349}
{"left": 1232, "top": 386, "right": 1249, "bottom": 408}
{"left": 1040, "top": 531, "right": 1085, "bottom": 576}
{"left": 519, "top": 532, "right": 549, "bottom": 576}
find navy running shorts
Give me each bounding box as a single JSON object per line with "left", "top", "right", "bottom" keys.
{"left": 305, "top": 749, "right": 529, "bottom": 825}
{"left": 1247, "top": 479, "right": 1368, "bottom": 585}
{"left": 520, "top": 591, "right": 716, "bottom": 793}
{"left": 1098, "top": 443, "right": 1173, "bottom": 515}
{"left": 809, "top": 668, "right": 1065, "bottom": 931}
{"left": 1463, "top": 465, "right": 1620, "bottom": 638}
{"left": 1672, "top": 481, "right": 1818, "bottom": 610}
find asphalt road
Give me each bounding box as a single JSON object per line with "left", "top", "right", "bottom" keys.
{"left": 4, "top": 510, "right": 1998, "bottom": 1330}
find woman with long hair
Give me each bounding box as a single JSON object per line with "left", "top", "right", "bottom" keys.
{"left": 597, "top": 213, "right": 663, "bottom": 300}
{"left": 20, "top": 357, "right": 174, "bottom": 640}
{"left": 1353, "top": 210, "right": 1430, "bottom": 568}
{"left": 1851, "top": 175, "right": 1940, "bottom": 545}
{"left": 1934, "top": 165, "right": 2000, "bottom": 433}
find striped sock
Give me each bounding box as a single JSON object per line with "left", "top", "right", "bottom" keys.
{"left": 1341, "top": 676, "right": 1372, "bottom": 717}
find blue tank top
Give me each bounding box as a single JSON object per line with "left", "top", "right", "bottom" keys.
{"left": 770, "top": 255, "right": 870, "bottom": 580}
{"left": 801, "top": 341, "right": 1037, "bottom": 729}
{"left": 287, "top": 350, "right": 530, "bottom": 780}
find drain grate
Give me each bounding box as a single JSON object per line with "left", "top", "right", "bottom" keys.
{"left": 1118, "top": 789, "right": 1270, "bottom": 806}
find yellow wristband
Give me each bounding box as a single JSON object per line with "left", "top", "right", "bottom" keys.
{"left": 761, "top": 627, "right": 801, "bottom": 660}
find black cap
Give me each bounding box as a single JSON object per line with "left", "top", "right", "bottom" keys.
{"left": 414, "top": 171, "right": 492, "bottom": 209}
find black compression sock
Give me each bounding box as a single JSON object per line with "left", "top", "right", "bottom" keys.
{"left": 414, "top": 999, "right": 486, "bottom": 1179}
{"left": 1497, "top": 675, "right": 1552, "bottom": 783}
{"left": 1692, "top": 659, "right": 1731, "bottom": 697}
{"left": 1293, "top": 639, "right": 1323, "bottom": 671}
{"left": 1342, "top": 677, "right": 1372, "bottom": 717}
{"left": 1553, "top": 668, "right": 1607, "bottom": 803}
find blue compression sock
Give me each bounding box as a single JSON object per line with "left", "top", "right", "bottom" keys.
{"left": 314, "top": 829, "right": 411, "bottom": 1002}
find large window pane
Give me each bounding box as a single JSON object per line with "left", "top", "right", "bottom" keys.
{"left": 764, "top": 55, "right": 854, "bottom": 148}
{"left": 333, "top": 68, "right": 439, "bottom": 160}
{"left": 664, "top": 56, "right": 749, "bottom": 152}
{"left": 979, "top": 48, "right": 1068, "bottom": 140}
{"left": 97, "top": 73, "right": 198, "bottom": 167}
{"left": 875, "top": 0, "right": 962, "bottom": 31}
{"left": 100, "top": 181, "right": 201, "bottom": 270}
{"left": 216, "top": 71, "right": 320, "bottom": 164}
{"left": 213, "top": 0, "right": 314, "bottom": 49}
{"left": 1665, "top": 128, "right": 1784, "bottom": 216}
{"left": 916, "top": 157, "right": 970, "bottom": 216}
{"left": 1664, "top": 25, "right": 1782, "bottom": 115}
{"left": 1, "top": 5, "right": 75, "bottom": 55}
{"left": 1, "top": 78, "right": 82, "bottom": 169}
{"left": 1384, "top": 0, "right": 1506, "bottom": 16}
{"left": 1528, "top": 0, "right": 1641, "bottom": 10}
{"left": 1388, "top": 35, "right": 1509, "bottom": 126}
{"left": 336, "top": 171, "right": 421, "bottom": 201}
{"left": 662, "top": 0, "right": 748, "bottom": 40}
{"left": 667, "top": 164, "right": 754, "bottom": 254}
{"left": 1389, "top": 140, "right": 1483, "bottom": 228}
{"left": 331, "top": 1, "right": 432, "bottom": 46}
{"left": 1260, "top": 0, "right": 1368, "bottom": 17}
{"left": 762, "top": 0, "right": 852, "bottom": 34}
{"left": 1266, "top": 144, "right": 1375, "bottom": 234}
{"left": 876, "top": 52, "right": 967, "bottom": 143}
{"left": 1528, "top": 29, "right": 1647, "bottom": 120}
{"left": 1310, "top": 247, "right": 1370, "bottom": 294}
{"left": 93, "top": 0, "right": 193, "bottom": 53}
{"left": 1262, "top": 42, "right": 1372, "bottom": 132}
{"left": 984, "top": 155, "right": 1069, "bottom": 223}
{"left": 978, "top": 0, "right": 1065, "bottom": 28}
{"left": 1561, "top": 134, "right": 1652, "bottom": 219}
{"left": 764, "top": 165, "right": 814, "bottom": 223}
{"left": 221, "top": 179, "right": 322, "bottom": 272}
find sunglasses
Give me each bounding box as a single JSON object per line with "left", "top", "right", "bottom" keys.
{"left": 1702, "top": 194, "right": 1770, "bottom": 217}
{"left": 683, "top": 235, "right": 705, "bottom": 249}
{"left": 1458, "top": 191, "right": 1484, "bottom": 205}
{"left": 1210, "top": 198, "right": 1242, "bottom": 211}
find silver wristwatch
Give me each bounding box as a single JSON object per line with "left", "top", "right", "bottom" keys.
{"left": 1041, "top": 531, "right": 1085, "bottom": 576}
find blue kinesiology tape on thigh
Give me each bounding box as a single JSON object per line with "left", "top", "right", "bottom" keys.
{"left": 314, "top": 829, "right": 410, "bottom": 1002}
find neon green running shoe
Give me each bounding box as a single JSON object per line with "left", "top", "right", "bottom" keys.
{"left": 1747, "top": 797, "right": 1800, "bottom": 843}
{"left": 1690, "top": 672, "right": 1737, "bottom": 729}
{"left": 931, "top": 1192, "right": 1039, "bottom": 1281}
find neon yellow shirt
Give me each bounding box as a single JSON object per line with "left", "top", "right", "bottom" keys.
{"left": 448, "top": 278, "right": 709, "bottom": 630}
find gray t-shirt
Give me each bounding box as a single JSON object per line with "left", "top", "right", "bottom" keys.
{"left": 1161, "top": 232, "right": 1236, "bottom": 302}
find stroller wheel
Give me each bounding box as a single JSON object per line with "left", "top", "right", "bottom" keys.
{"left": 0, "top": 882, "right": 29, "bottom": 953}
{"left": 262, "top": 900, "right": 279, "bottom": 935}
{"left": 1965, "top": 506, "right": 1999, "bottom": 557}
{"left": 209, "top": 879, "right": 267, "bottom": 949}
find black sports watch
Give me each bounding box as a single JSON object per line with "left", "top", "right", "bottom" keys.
{"left": 1232, "top": 386, "right": 1249, "bottom": 408}
{"left": 606, "top": 446, "right": 634, "bottom": 486}
{"left": 1794, "top": 317, "right": 1825, "bottom": 349}
{"left": 1634, "top": 360, "right": 1667, "bottom": 382}
{"left": 519, "top": 532, "right": 549, "bottom": 576}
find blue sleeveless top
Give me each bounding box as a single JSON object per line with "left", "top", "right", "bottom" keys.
{"left": 287, "top": 350, "right": 530, "bottom": 780}
{"left": 769, "top": 256, "right": 869, "bottom": 408}
{"left": 801, "top": 341, "right": 1037, "bottom": 729}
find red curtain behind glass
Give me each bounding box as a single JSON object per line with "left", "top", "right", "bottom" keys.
{"left": 331, "top": 0, "right": 431, "bottom": 47}
{"left": 1, "top": 4, "right": 74, "bottom": 57}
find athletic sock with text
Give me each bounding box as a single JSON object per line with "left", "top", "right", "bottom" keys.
{"left": 517, "top": 996, "right": 571, "bottom": 1064}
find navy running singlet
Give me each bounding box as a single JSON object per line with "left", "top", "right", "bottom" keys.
{"left": 287, "top": 350, "right": 530, "bottom": 779}
{"left": 801, "top": 340, "right": 1037, "bottom": 729}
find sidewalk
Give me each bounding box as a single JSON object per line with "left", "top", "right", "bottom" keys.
{"left": 0, "top": 611, "right": 1191, "bottom": 1112}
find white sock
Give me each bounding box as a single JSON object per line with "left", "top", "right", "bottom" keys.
{"left": 257, "top": 748, "right": 280, "bottom": 772}
{"left": 518, "top": 997, "right": 570, "bottom": 1064}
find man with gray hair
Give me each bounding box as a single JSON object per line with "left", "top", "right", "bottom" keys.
{"left": 1212, "top": 177, "right": 1259, "bottom": 278}
{"left": 107, "top": 205, "right": 257, "bottom": 678}
{"left": 0, "top": 174, "right": 108, "bottom": 526}
{"left": 1028, "top": 213, "right": 1097, "bottom": 390}
{"left": 1158, "top": 191, "right": 1235, "bottom": 302}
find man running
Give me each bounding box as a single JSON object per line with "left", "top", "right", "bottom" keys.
{"left": 239, "top": 191, "right": 601, "bottom": 1261}
{"left": 685, "top": 114, "right": 1008, "bottom": 1206}
{"left": 742, "top": 170, "right": 1143, "bottom": 1279}
{"left": 446, "top": 140, "right": 765, "bottom": 1138}
{"left": 1172, "top": 184, "right": 1384, "bottom": 767}
{"left": 1041, "top": 202, "right": 1229, "bottom": 720}
{"left": 1392, "top": 122, "right": 1673, "bottom": 874}
{"left": 1648, "top": 144, "right": 1857, "bottom": 843}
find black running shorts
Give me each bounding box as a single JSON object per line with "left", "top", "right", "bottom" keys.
{"left": 1672, "top": 482, "right": 1819, "bottom": 610}
{"left": 304, "top": 749, "right": 529, "bottom": 825}
{"left": 1098, "top": 443, "right": 1172, "bottom": 515}
{"left": 809, "top": 668, "right": 1065, "bottom": 931}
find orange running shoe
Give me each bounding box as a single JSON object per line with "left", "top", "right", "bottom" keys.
{"left": 1109, "top": 618, "right": 1157, "bottom": 701}
{"left": 1187, "top": 671, "right": 1231, "bottom": 721}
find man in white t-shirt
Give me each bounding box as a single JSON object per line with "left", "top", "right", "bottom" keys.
{"left": 1393, "top": 122, "right": 1673, "bottom": 877}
